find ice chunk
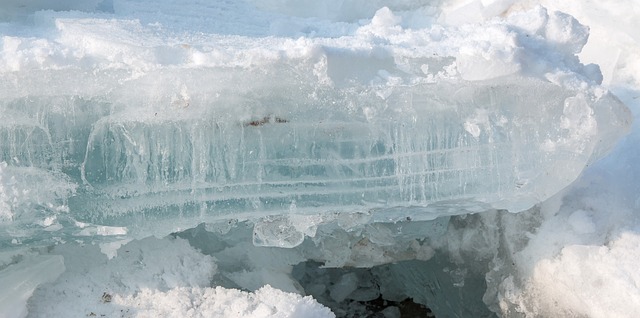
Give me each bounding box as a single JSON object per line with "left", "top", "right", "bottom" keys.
{"left": 329, "top": 273, "right": 359, "bottom": 302}
{"left": 381, "top": 306, "right": 401, "bottom": 318}
{"left": 0, "top": 163, "right": 76, "bottom": 243}
{"left": 253, "top": 216, "right": 306, "bottom": 248}
{"left": 0, "top": 1, "right": 632, "bottom": 255}
{"left": 1, "top": 68, "right": 631, "bottom": 248}
{"left": 63, "top": 75, "right": 627, "bottom": 242}
{"left": 25, "top": 236, "right": 334, "bottom": 318}
{"left": 26, "top": 237, "right": 216, "bottom": 316}
{"left": 0, "top": 0, "right": 107, "bottom": 22}
{"left": 0, "top": 252, "right": 64, "bottom": 318}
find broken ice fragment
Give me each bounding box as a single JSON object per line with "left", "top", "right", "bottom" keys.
{"left": 253, "top": 216, "right": 305, "bottom": 248}
{"left": 329, "top": 273, "right": 359, "bottom": 303}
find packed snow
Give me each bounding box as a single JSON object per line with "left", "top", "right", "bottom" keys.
{"left": 1, "top": 0, "right": 639, "bottom": 317}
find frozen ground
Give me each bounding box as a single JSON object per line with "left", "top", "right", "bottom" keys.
{"left": 1, "top": 0, "right": 639, "bottom": 317}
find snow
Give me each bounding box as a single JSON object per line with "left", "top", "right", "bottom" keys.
{"left": 112, "top": 285, "right": 335, "bottom": 318}
{"left": 0, "top": 0, "right": 639, "bottom": 317}
{"left": 486, "top": 0, "right": 640, "bottom": 316}
{"left": 519, "top": 233, "right": 640, "bottom": 317}
{"left": 23, "top": 236, "right": 333, "bottom": 318}
{"left": 0, "top": 253, "right": 64, "bottom": 318}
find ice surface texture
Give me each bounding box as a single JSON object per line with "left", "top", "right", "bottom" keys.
{"left": 0, "top": 4, "right": 631, "bottom": 246}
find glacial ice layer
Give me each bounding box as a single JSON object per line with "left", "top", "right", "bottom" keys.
{"left": 0, "top": 5, "right": 631, "bottom": 247}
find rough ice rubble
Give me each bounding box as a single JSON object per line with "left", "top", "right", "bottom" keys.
{"left": 23, "top": 236, "right": 333, "bottom": 318}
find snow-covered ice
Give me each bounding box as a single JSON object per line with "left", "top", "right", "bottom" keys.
{"left": 21, "top": 236, "right": 332, "bottom": 318}
{"left": 0, "top": 0, "right": 629, "bottom": 243}
{"left": 0, "top": 0, "right": 639, "bottom": 317}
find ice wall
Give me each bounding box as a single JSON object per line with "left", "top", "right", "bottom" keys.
{"left": 0, "top": 3, "right": 630, "bottom": 248}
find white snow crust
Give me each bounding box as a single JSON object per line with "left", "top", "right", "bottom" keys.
{"left": 21, "top": 236, "right": 332, "bottom": 318}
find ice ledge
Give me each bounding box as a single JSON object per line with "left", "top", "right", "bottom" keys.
{"left": 1, "top": 74, "right": 630, "bottom": 248}
{"left": 0, "top": 5, "right": 632, "bottom": 248}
